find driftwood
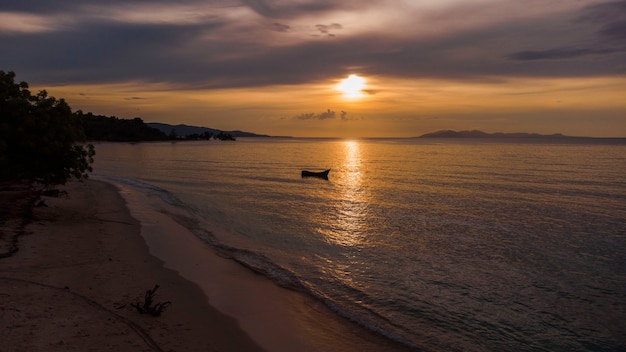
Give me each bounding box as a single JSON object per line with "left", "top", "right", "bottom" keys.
{"left": 131, "top": 285, "right": 171, "bottom": 316}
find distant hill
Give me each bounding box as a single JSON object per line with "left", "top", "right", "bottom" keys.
{"left": 147, "top": 123, "right": 270, "bottom": 138}
{"left": 419, "top": 130, "right": 569, "bottom": 139}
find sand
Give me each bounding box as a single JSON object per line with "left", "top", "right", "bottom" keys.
{"left": 0, "top": 180, "right": 410, "bottom": 351}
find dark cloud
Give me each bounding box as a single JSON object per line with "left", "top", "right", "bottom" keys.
{"left": 508, "top": 47, "right": 625, "bottom": 61}
{"left": 294, "top": 109, "right": 350, "bottom": 121}
{"left": 240, "top": 0, "right": 276, "bottom": 18}
{"left": 295, "top": 109, "right": 336, "bottom": 120}
{"left": 339, "top": 111, "right": 363, "bottom": 121}
{"left": 0, "top": 0, "right": 187, "bottom": 14}
{"left": 315, "top": 23, "right": 342, "bottom": 36}
{"left": 240, "top": 0, "right": 336, "bottom": 19}
{"left": 0, "top": 0, "right": 350, "bottom": 19}
{"left": 272, "top": 22, "right": 291, "bottom": 32}
{"left": 587, "top": 0, "right": 626, "bottom": 44}
{"left": 1, "top": 20, "right": 229, "bottom": 84}
{"left": 508, "top": 1, "right": 626, "bottom": 63}
{"left": 2, "top": 0, "right": 625, "bottom": 89}
{"left": 601, "top": 20, "right": 626, "bottom": 43}
{"left": 580, "top": 0, "right": 626, "bottom": 42}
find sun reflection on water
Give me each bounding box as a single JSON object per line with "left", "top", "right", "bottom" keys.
{"left": 318, "top": 140, "right": 372, "bottom": 248}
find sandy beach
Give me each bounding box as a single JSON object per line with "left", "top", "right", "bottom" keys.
{"left": 0, "top": 180, "right": 410, "bottom": 351}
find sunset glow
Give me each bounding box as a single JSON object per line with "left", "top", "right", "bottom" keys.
{"left": 1, "top": 0, "right": 624, "bottom": 137}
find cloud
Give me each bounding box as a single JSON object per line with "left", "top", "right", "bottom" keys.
{"left": 602, "top": 20, "right": 626, "bottom": 43}
{"left": 579, "top": 0, "right": 626, "bottom": 43}
{"left": 294, "top": 109, "right": 336, "bottom": 120}
{"left": 272, "top": 22, "right": 291, "bottom": 32}
{"left": 239, "top": 0, "right": 337, "bottom": 18}
{"left": 0, "top": 12, "right": 61, "bottom": 33}
{"left": 508, "top": 47, "right": 625, "bottom": 61}
{"left": 293, "top": 109, "right": 354, "bottom": 120}
{"left": 315, "top": 23, "right": 342, "bottom": 36}
{"left": 2, "top": 0, "right": 625, "bottom": 88}
{"left": 507, "top": 1, "right": 626, "bottom": 62}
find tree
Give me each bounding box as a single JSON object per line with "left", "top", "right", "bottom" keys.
{"left": 169, "top": 128, "right": 178, "bottom": 140}
{"left": 80, "top": 112, "right": 168, "bottom": 142}
{"left": 0, "top": 71, "right": 95, "bottom": 186}
{"left": 215, "top": 131, "right": 236, "bottom": 141}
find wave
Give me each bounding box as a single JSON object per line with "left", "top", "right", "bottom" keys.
{"left": 95, "top": 174, "right": 418, "bottom": 349}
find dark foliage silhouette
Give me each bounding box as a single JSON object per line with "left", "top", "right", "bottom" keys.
{"left": 0, "top": 71, "right": 94, "bottom": 186}
{"left": 131, "top": 285, "right": 171, "bottom": 316}
{"left": 80, "top": 112, "right": 169, "bottom": 142}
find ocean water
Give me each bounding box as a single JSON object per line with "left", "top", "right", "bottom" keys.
{"left": 92, "top": 138, "right": 626, "bottom": 351}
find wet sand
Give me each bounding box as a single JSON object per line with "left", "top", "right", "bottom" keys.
{"left": 0, "top": 180, "right": 410, "bottom": 351}
{"left": 0, "top": 180, "right": 262, "bottom": 351}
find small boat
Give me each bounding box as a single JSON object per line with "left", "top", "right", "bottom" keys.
{"left": 301, "top": 169, "right": 330, "bottom": 179}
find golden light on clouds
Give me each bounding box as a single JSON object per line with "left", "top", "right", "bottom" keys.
{"left": 38, "top": 75, "right": 626, "bottom": 138}
{"left": 336, "top": 74, "right": 366, "bottom": 99}
{"left": 4, "top": 0, "right": 624, "bottom": 138}
{"left": 0, "top": 12, "right": 58, "bottom": 33}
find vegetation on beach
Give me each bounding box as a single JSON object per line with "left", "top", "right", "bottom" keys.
{"left": 79, "top": 114, "right": 238, "bottom": 142}
{"left": 1, "top": 70, "right": 239, "bottom": 185}
{"left": 80, "top": 112, "right": 170, "bottom": 142}
{"left": 131, "top": 285, "right": 171, "bottom": 317}
{"left": 0, "top": 71, "right": 94, "bottom": 186}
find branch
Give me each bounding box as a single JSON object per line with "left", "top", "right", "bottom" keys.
{"left": 131, "top": 285, "right": 171, "bottom": 316}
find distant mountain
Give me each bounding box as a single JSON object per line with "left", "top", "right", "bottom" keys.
{"left": 147, "top": 123, "right": 270, "bottom": 138}
{"left": 419, "top": 130, "right": 568, "bottom": 139}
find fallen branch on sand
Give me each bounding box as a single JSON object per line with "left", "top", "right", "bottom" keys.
{"left": 131, "top": 285, "right": 171, "bottom": 316}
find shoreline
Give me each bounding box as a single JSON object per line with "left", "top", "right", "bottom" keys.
{"left": 0, "top": 179, "right": 411, "bottom": 351}
{"left": 107, "top": 177, "right": 412, "bottom": 351}
{"left": 0, "top": 180, "right": 263, "bottom": 351}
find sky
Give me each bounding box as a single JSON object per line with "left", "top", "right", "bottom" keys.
{"left": 1, "top": 0, "right": 625, "bottom": 137}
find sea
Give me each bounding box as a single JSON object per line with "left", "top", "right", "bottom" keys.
{"left": 92, "top": 137, "right": 626, "bottom": 352}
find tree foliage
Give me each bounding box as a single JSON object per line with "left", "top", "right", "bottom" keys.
{"left": 80, "top": 112, "right": 169, "bottom": 142}
{"left": 0, "top": 71, "right": 95, "bottom": 186}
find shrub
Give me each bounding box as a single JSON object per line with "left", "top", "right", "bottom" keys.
{"left": 0, "top": 71, "right": 94, "bottom": 186}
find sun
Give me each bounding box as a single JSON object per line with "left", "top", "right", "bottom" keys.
{"left": 336, "top": 74, "right": 366, "bottom": 99}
